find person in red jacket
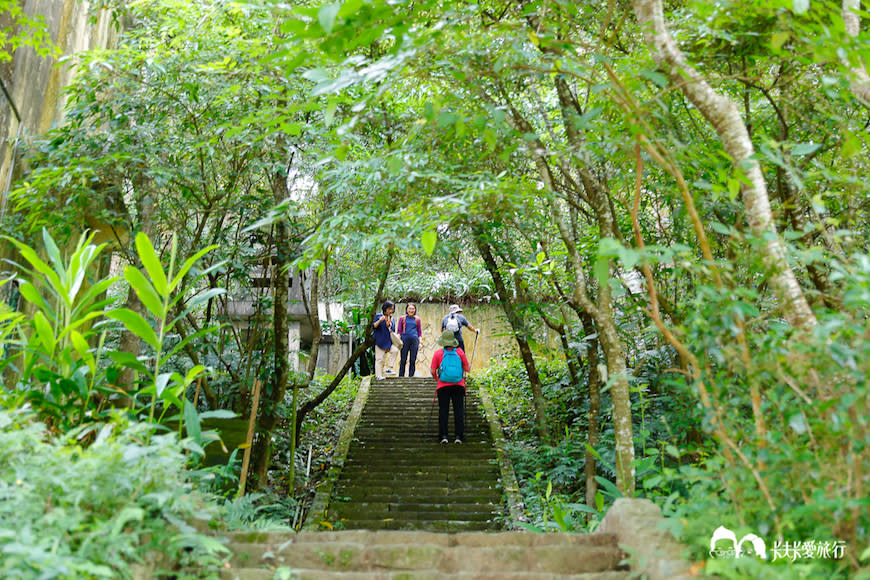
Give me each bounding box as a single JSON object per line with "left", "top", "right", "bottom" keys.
{"left": 430, "top": 329, "right": 470, "bottom": 444}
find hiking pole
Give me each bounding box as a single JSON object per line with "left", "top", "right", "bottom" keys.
{"left": 462, "top": 330, "right": 480, "bottom": 442}
{"left": 468, "top": 329, "right": 480, "bottom": 369}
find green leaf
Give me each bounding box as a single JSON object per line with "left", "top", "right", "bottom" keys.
{"left": 387, "top": 155, "right": 403, "bottom": 174}
{"left": 33, "top": 311, "right": 56, "bottom": 354}
{"left": 70, "top": 330, "right": 95, "bottom": 375}
{"left": 183, "top": 399, "right": 202, "bottom": 447}
{"left": 155, "top": 372, "right": 173, "bottom": 397}
{"left": 42, "top": 228, "right": 64, "bottom": 277}
{"left": 323, "top": 102, "right": 338, "bottom": 126}
{"left": 595, "top": 476, "right": 624, "bottom": 499}
{"left": 6, "top": 238, "right": 62, "bottom": 293}
{"left": 70, "top": 277, "right": 119, "bottom": 321}
{"left": 791, "top": 142, "right": 821, "bottom": 156}
{"left": 185, "top": 364, "right": 207, "bottom": 386}
{"left": 640, "top": 69, "right": 669, "bottom": 87}
{"left": 788, "top": 412, "right": 808, "bottom": 434}
{"left": 421, "top": 230, "right": 437, "bottom": 256}
{"left": 302, "top": 68, "right": 330, "bottom": 83}
{"left": 110, "top": 506, "right": 144, "bottom": 536}
{"left": 18, "top": 281, "right": 53, "bottom": 317}
{"left": 727, "top": 178, "right": 741, "bottom": 200}
{"left": 183, "top": 287, "right": 225, "bottom": 311}
{"left": 631, "top": 455, "right": 657, "bottom": 474}
{"left": 108, "top": 351, "right": 149, "bottom": 373}
{"left": 125, "top": 267, "right": 165, "bottom": 319}
{"left": 770, "top": 31, "right": 789, "bottom": 51}
{"left": 594, "top": 256, "right": 609, "bottom": 286}
{"left": 318, "top": 3, "right": 341, "bottom": 34}
{"left": 562, "top": 502, "right": 599, "bottom": 515}
{"left": 162, "top": 325, "right": 218, "bottom": 362}
{"left": 134, "top": 232, "right": 168, "bottom": 297}
{"left": 106, "top": 309, "right": 160, "bottom": 350}
{"left": 199, "top": 410, "right": 237, "bottom": 420}
{"left": 169, "top": 246, "right": 218, "bottom": 293}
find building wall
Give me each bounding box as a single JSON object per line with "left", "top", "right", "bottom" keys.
{"left": 388, "top": 302, "right": 519, "bottom": 376}
{"left": 0, "top": 0, "right": 120, "bottom": 238}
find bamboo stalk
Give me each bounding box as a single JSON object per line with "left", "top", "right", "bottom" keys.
{"left": 193, "top": 376, "right": 202, "bottom": 407}
{"left": 238, "top": 379, "right": 262, "bottom": 497}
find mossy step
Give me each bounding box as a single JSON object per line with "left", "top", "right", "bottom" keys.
{"left": 332, "top": 494, "right": 502, "bottom": 505}
{"left": 342, "top": 453, "right": 497, "bottom": 462}
{"left": 340, "top": 461, "right": 497, "bottom": 470}
{"left": 339, "top": 464, "right": 500, "bottom": 476}
{"left": 333, "top": 520, "right": 500, "bottom": 532}
{"left": 328, "top": 501, "right": 501, "bottom": 512}
{"left": 344, "top": 446, "right": 495, "bottom": 455}
{"left": 335, "top": 480, "right": 501, "bottom": 490}
{"left": 337, "top": 473, "right": 498, "bottom": 481}
{"left": 330, "top": 503, "right": 501, "bottom": 516}
{"left": 353, "top": 432, "right": 490, "bottom": 438}
{"left": 220, "top": 571, "right": 631, "bottom": 580}
{"left": 330, "top": 511, "right": 499, "bottom": 524}
{"left": 225, "top": 530, "right": 621, "bottom": 548}
{"left": 227, "top": 540, "right": 623, "bottom": 573}
{"left": 331, "top": 492, "right": 502, "bottom": 504}
{"left": 332, "top": 488, "right": 501, "bottom": 498}
{"left": 336, "top": 472, "right": 500, "bottom": 482}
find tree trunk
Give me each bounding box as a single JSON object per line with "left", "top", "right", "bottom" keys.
{"left": 631, "top": 0, "right": 817, "bottom": 331}
{"left": 581, "top": 313, "right": 601, "bottom": 514}
{"left": 294, "top": 250, "right": 395, "bottom": 442}
{"left": 475, "top": 237, "right": 551, "bottom": 443}
{"left": 304, "top": 269, "right": 322, "bottom": 380}
{"left": 596, "top": 301, "right": 635, "bottom": 496}
{"left": 842, "top": 0, "right": 870, "bottom": 105}
{"left": 116, "top": 191, "right": 156, "bottom": 400}
{"left": 251, "top": 154, "right": 294, "bottom": 488}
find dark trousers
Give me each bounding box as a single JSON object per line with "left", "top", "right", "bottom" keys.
{"left": 399, "top": 336, "right": 419, "bottom": 376}
{"left": 437, "top": 384, "right": 465, "bottom": 441}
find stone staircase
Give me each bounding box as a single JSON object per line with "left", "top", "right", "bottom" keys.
{"left": 219, "top": 376, "right": 635, "bottom": 579}
{"left": 325, "top": 376, "right": 502, "bottom": 531}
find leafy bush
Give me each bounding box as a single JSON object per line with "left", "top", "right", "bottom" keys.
{"left": 0, "top": 410, "right": 228, "bottom": 578}
{"left": 1, "top": 230, "right": 223, "bottom": 448}
{"left": 477, "top": 357, "right": 606, "bottom": 530}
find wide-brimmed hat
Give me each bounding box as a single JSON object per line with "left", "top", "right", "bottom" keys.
{"left": 448, "top": 304, "right": 463, "bottom": 314}
{"left": 436, "top": 329, "right": 459, "bottom": 347}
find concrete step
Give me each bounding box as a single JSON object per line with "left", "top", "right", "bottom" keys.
{"left": 221, "top": 569, "right": 631, "bottom": 579}
{"left": 225, "top": 531, "right": 625, "bottom": 574}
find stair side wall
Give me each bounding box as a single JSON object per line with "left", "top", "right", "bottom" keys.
{"left": 302, "top": 375, "right": 372, "bottom": 531}
{"left": 598, "top": 497, "right": 693, "bottom": 580}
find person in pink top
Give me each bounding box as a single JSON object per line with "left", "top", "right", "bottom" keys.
{"left": 430, "top": 329, "right": 471, "bottom": 444}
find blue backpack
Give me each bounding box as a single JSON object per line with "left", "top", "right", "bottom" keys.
{"left": 439, "top": 348, "right": 464, "bottom": 383}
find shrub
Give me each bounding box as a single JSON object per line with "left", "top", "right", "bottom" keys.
{"left": 0, "top": 410, "right": 228, "bottom": 578}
